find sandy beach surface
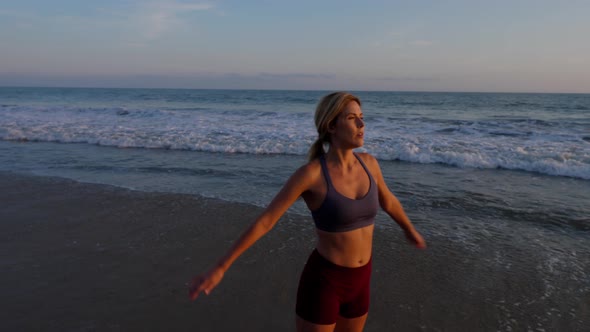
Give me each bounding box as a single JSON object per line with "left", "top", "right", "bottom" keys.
{"left": 1, "top": 172, "right": 314, "bottom": 331}
{"left": 1, "top": 171, "right": 587, "bottom": 331}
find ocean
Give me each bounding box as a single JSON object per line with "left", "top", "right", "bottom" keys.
{"left": 1, "top": 87, "right": 589, "bottom": 330}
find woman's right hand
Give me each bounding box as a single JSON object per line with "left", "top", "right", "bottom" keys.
{"left": 188, "top": 266, "right": 225, "bottom": 300}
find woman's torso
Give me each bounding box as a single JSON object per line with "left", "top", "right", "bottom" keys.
{"left": 301, "top": 153, "right": 378, "bottom": 267}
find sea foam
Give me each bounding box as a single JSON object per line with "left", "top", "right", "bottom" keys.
{"left": 1, "top": 104, "right": 589, "bottom": 180}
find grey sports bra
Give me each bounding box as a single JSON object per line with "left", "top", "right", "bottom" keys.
{"left": 311, "top": 153, "right": 379, "bottom": 232}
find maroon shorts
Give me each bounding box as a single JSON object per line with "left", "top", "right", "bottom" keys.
{"left": 296, "top": 249, "right": 372, "bottom": 325}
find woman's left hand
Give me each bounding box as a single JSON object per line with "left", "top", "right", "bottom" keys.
{"left": 405, "top": 229, "right": 426, "bottom": 249}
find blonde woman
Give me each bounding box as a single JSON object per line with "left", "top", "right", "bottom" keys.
{"left": 189, "top": 92, "right": 426, "bottom": 332}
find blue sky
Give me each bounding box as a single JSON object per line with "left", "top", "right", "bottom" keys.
{"left": 1, "top": 0, "right": 589, "bottom": 92}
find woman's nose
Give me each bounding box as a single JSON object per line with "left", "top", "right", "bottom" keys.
{"left": 356, "top": 118, "right": 364, "bottom": 128}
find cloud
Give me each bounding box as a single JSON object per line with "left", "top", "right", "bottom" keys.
{"left": 0, "top": 9, "right": 35, "bottom": 30}
{"left": 0, "top": 9, "right": 14, "bottom": 16}
{"left": 0, "top": 2, "right": 213, "bottom": 44}
{"left": 388, "top": 31, "right": 404, "bottom": 37}
{"left": 375, "top": 76, "right": 437, "bottom": 82}
{"left": 134, "top": 1, "right": 213, "bottom": 41}
{"left": 409, "top": 40, "right": 434, "bottom": 47}
{"left": 257, "top": 72, "right": 336, "bottom": 80}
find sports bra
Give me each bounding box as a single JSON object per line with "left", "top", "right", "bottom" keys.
{"left": 311, "top": 153, "right": 379, "bottom": 233}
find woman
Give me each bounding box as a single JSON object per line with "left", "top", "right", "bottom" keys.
{"left": 189, "top": 92, "right": 426, "bottom": 332}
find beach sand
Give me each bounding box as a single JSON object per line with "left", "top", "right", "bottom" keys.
{"left": 1, "top": 172, "right": 587, "bottom": 331}
{"left": 1, "top": 172, "right": 314, "bottom": 331}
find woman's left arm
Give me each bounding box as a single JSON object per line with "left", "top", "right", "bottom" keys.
{"left": 362, "top": 153, "right": 426, "bottom": 248}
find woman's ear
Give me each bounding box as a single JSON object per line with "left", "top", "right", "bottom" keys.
{"left": 327, "top": 117, "right": 338, "bottom": 134}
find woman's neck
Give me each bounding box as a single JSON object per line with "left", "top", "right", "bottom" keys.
{"left": 325, "top": 148, "right": 356, "bottom": 167}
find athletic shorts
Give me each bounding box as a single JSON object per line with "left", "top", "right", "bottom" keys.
{"left": 295, "top": 249, "right": 372, "bottom": 325}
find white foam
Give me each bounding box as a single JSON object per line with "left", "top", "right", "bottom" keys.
{"left": 1, "top": 105, "right": 589, "bottom": 179}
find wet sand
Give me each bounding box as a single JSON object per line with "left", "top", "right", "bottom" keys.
{"left": 1, "top": 172, "right": 587, "bottom": 331}
{"left": 1, "top": 172, "right": 314, "bottom": 331}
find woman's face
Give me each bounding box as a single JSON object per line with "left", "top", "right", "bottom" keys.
{"left": 329, "top": 101, "right": 365, "bottom": 149}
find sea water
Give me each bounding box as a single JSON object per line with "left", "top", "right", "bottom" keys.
{"left": 1, "top": 87, "right": 589, "bottom": 329}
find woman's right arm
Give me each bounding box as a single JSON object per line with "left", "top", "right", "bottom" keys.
{"left": 189, "top": 163, "right": 316, "bottom": 300}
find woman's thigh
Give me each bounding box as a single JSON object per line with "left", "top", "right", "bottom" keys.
{"left": 296, "top": 315, "right": 336, "bottom": 332}
{"left": 335, "top": 313, "right": 368, "bottom": 332}
{"left": 295, "top": 313, "right": 368, "bottom": 332}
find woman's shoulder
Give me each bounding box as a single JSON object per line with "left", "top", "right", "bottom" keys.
{"left": 355, "top": 152, "right": 378, "bottom": 165}
{"left": 355, "top": 152, "right": 382, "bottom": 175}
{"left": 291, "top": 157, "right": 322, "bottom": 181}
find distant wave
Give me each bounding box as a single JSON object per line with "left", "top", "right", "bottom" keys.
{"left": 2, "top": 135, "right": 588, "bottom": 180}
{"left": 1, "top": 104, "right": 589, "bottom": 180}
{"left": 369, "top": 143, "right": 590, "bottom": 180}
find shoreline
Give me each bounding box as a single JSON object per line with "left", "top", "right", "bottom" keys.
{"left": 1, "top": 172, "right": 587, "bottom": 331}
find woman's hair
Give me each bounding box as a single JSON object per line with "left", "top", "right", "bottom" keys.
{"left": 308, "top": 92, "right": 361, "bottom": 161}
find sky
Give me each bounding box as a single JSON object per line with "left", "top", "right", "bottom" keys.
{"left": 1, "top": 0, "right": 589, "bottom": 93}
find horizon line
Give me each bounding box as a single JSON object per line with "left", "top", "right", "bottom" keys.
{"left": 1, "top": 85, "right": 589, "bottom": 95}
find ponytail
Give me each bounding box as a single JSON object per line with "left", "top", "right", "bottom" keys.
{"left": 307, "top": 138, "right": 326, "bottom": 161}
